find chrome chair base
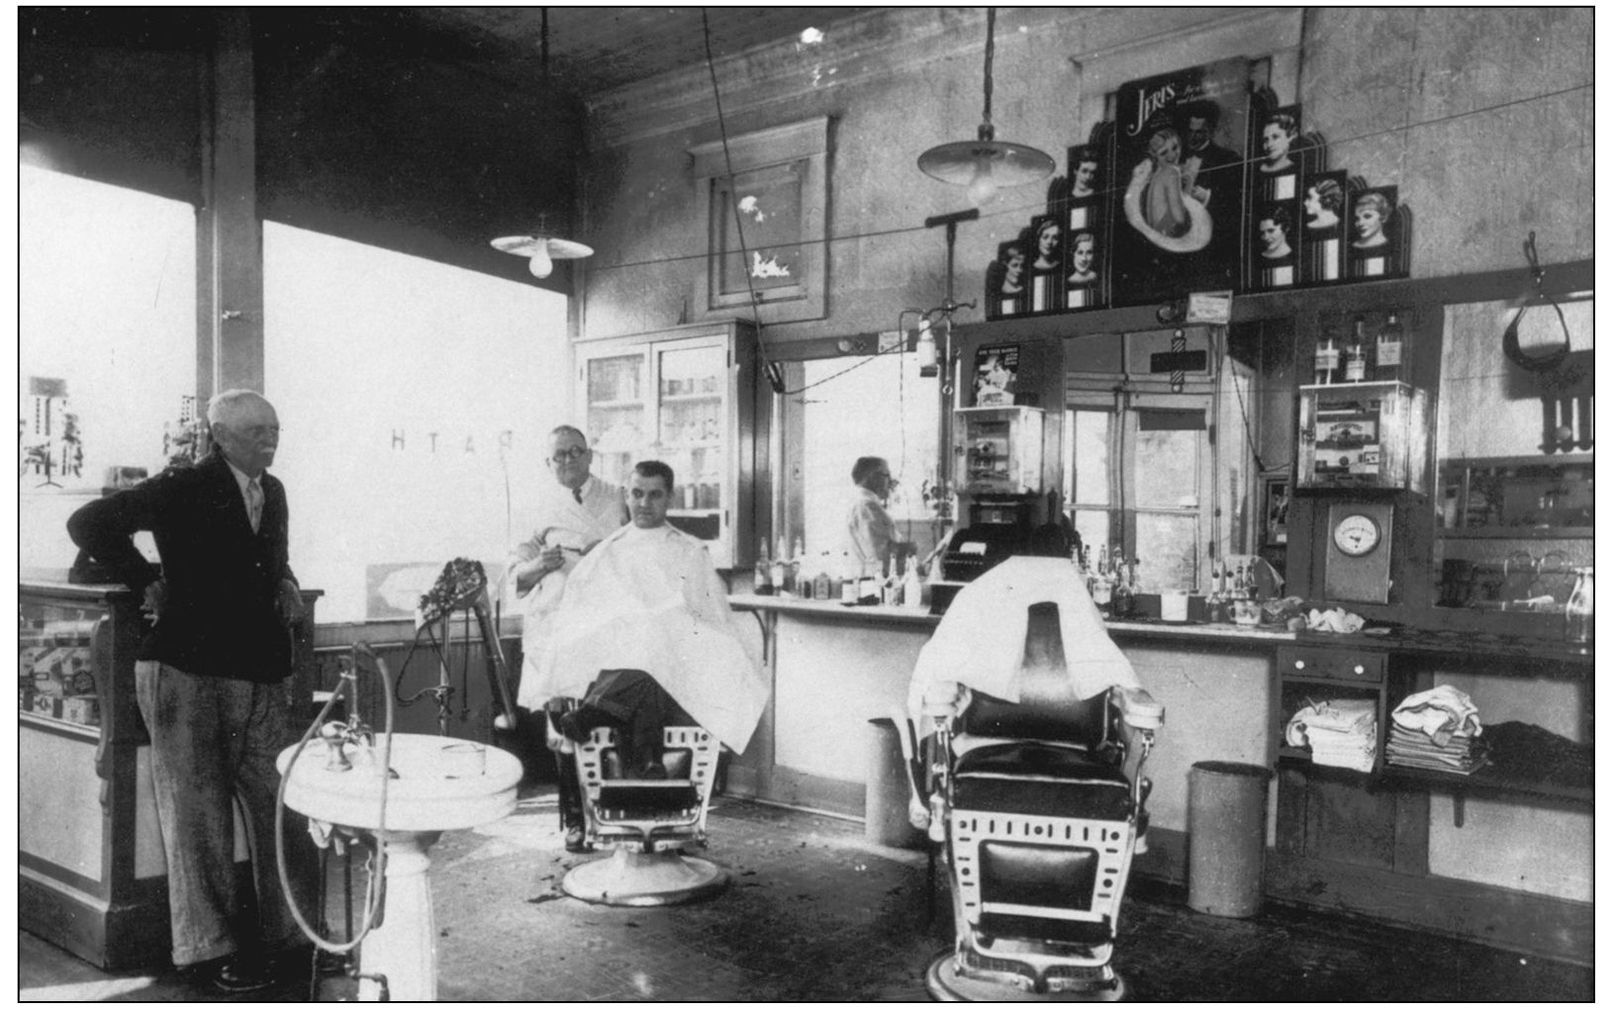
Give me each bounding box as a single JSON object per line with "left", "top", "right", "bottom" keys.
{"left": 925, "top": 950, "right": 1127, "bottom": 1003}
{"left": 561, "top": 847, "right": 728, "bottom": 907}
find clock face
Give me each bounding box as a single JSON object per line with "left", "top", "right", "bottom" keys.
{"left": 1333, "top": 513, "right": 1382, "bottom": 557}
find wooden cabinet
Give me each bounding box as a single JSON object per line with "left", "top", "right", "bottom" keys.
{"left": 574, "top": 319, "right": 769, "bottom": 568}
{"left": 18, "top": 580, "right": 319, "bottom": 969}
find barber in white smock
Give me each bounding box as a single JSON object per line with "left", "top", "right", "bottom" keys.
{"left": 845, "top": 456, "right": 914, "bottom": 575}
{"left": 506, "top": 424, "right": 627, "bottom": 850}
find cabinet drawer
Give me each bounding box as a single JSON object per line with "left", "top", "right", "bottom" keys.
{"left": 1277, "top": 646, "right": 1386, "bottom": 684}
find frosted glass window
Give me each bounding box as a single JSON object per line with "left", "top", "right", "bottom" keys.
{"left": 18, "top": 165, "right": 195, "bottom": 571}
{"left": 264, "top": 225, "right": 569, "bottom": 622}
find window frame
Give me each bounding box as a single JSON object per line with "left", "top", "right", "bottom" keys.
{"left": 1063, "top": 384, "right": 1215, "bottom": 592}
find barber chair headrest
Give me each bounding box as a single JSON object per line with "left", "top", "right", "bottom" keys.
{"left": 958, "top": 602, "right": 1116, "bottom": 750}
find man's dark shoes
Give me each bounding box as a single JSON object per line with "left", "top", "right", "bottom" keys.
{"left": 553, "top": 704, "right": 610, "bottom": 744}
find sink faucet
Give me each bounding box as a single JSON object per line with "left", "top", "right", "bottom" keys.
{"left": 319, "top": 715, "right": 376, "bottom": 773}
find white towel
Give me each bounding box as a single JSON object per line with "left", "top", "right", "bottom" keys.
{"left": 908, "top": 557, "right": 1138, "bottom": 726}
{"left": 1391, "top": 685, "right": 1482, "bottom": 747}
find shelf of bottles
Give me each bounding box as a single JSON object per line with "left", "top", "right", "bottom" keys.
{"left": 1298, "top": 309, "right": 1429, "bottom": 493}
{"left": 585, "top": 352, "right": 648, "bottom": 489}
{"left": 656, "top": 343, "right": 727, "bottom": 523}
{"left": 751, "top": 534, "right": 929, "bottom": 610}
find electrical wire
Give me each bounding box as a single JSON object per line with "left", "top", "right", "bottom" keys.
{"left": 579, "top": 79, "right": 1593, "bottom": 278}
{"left": 701, "top": 7, "right": 784, "bottom": 394}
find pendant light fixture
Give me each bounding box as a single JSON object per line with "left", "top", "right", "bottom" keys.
{"left": 489, "top": 233, "right": 594, "bottom": 279}
{"left": 917, "top": 8, "right": 1055, "bottom": 206}
{"left": 488, "top": 11, "right": 594, "bottom": 281}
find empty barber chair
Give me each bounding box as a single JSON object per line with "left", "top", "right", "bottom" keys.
{"left": 905, "top": 601, "right": 1163, "bottom": 1001}
{"left": 560, "top": 724, "right": 727, "bottom": 905}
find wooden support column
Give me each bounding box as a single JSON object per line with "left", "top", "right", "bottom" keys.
{"left": 196, "top": 9, "right": 263, "bottom": 399}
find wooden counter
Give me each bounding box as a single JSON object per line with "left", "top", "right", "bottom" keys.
{"left": 725, "top": 592, "right": 1593, "bottom": 965}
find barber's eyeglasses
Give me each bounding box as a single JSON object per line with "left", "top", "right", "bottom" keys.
{"left": 550, "top": 447, "right": 589, "bottom": 464}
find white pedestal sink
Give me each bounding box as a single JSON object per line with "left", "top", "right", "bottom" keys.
{"left": 277, "top": 733, "right": 522, "bottom": 1001}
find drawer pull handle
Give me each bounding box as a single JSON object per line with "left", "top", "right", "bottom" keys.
{"left": 1294, "top": 660, "right": 1305, "bottom": 670}
{"left": 1353, "top": 664, "right": 1365, "bottom": 675}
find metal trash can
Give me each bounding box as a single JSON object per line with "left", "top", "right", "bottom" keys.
{"left": 865, "top": 718, "right": 926, "bottom": 849}
{"left": 1187, "top": 761, "right": 1273, "bottom": 918}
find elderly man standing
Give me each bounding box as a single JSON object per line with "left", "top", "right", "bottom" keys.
{"left": 507, "top": 425, "right": 627, "bottom": 850}
{"left": 538, "top": 460, "right": 768, "bottom": 779}
{"left": 66, "top": 389, "right": 314, "bottom": 993}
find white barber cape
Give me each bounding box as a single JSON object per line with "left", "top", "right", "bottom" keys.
{"left": 510, "top": 476, "right": 626, "bottom": 709}
{"left": 533, "top": 523, "right": 768, "bottom": 753}
{"left": 909, "top": 556, "right": 1139, "bottom": 723}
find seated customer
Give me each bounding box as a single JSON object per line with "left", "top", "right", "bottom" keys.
{"left": 534, "top": 459, "right": 768, "bottom": 778}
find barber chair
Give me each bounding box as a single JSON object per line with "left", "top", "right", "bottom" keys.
{"left": 905, "top": 608, "right": 1163, "bottom": 1001}
{"left": 560, "top": 724, "right": 727, "bottom": 906}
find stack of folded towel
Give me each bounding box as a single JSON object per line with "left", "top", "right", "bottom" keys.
{"left": 1286, "top": 698, "right": 1378, "bottom": 772}
{"left": 1386, "top": 685, "right": 1486, "bottom": 775}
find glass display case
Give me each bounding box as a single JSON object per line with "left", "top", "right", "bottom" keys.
{"left": 575, "top": 320, "right": 765, "bottom": 568}
{"left": 1296, "top": 380, "right": 1430, "bottom": 492}
{"left": 953, "top": 406, "right": 1045, "bottom": 495}
{"left": 19, "top": 579, "right": 320, "bottom": 969}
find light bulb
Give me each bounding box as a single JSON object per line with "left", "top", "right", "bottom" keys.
{"left": 966, "top": 162, "right": 999, "bottom": 207}
{"left": 527, "top": 244, "right": 554, "bottom": 279}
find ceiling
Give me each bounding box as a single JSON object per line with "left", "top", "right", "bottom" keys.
{"left": 394, "top": 7, "right": 877, "bottom": 100}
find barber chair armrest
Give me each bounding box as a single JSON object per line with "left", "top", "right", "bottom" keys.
{"left": 921, "top": 680, "right": 972, "bottom": 722}
{"left": 1118, "top": 687, "right": 1164, "bottom": 730}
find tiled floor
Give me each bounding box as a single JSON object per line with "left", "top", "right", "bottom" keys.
{"left": 18, "top": 788, "right": 1594, "bottom": 1002}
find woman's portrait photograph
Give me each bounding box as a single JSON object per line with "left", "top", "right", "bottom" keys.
{"left": 1303, "top": 175, "right": 1345, "bottom": 231}
{"left": 1063, "top": 145, "right": 1104, "bottom": 232}
{"left": 1067, "top": 230, "right": 1099, "bottom": 283}
{"left": 986, "top": 239, "right": 1029, "bottom": 318}
{"left": 1249, "top": 203, "right": 1296, "bottom": 290}
{"left": 1347, "top": 186, "right": 1405, "bottom": 279}
{"left": 1069, "top": 146, "right": 1101, "bottom": 200}
{"left": 1300, "top": 171, "right": 1347, "bottom": 285}
{"left": 1065, "top": 229, "right": 1102, "bottom": 308}
{"left": 1258, "top": 111, "right": 1299, "bottom": 175}
{"left": 1029, "top": 216, "right": 1062, "bottom": 272}
{"left": 1249, "top": 104, "right": 1306, "bottom": 202}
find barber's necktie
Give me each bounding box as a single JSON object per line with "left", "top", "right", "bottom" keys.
{"left": 247, "top": 478, "right": 264, "bottom": 533}
{"left": 573, "top": 486, "right": 583, "bottom": 505}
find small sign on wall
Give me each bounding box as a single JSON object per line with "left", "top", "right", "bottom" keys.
{"left": 973, "top": 344, "right": 1019, "bottom": 406}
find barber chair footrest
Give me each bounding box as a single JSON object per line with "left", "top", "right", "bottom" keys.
{"left": 561, "top": 847, "right": 728, "bottom": 907}
{"left": 925, "top": 948, "right": 1125, "bottom": 1002}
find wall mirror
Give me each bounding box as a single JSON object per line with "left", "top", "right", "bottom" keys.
{"left": 1432, "top": 295, "right": 1594, "bottom": 611}
{"left": 772, "top": 353, "right": 945, "bottom": 575}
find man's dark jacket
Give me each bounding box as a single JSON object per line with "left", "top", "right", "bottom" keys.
{"left": 67, "top": 450, "right": 297, "bottom": 682}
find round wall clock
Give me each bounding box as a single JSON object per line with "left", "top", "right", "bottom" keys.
{"left": 1332, "top": 513, "right": 1382, "bottom": 556}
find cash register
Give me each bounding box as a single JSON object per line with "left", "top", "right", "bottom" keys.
{"left": 931, "top": 406, "right": 1071, "bottom": 612}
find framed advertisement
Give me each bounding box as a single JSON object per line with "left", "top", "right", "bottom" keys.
{"left": 1262, "top": 470, "right": 1291, "bottom": 546}
{"left": 1109, "top": 58, "right": 1251, "bottom": 306}
{"left": 973, "top": 344, "right": 1019, "bottom": 407}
